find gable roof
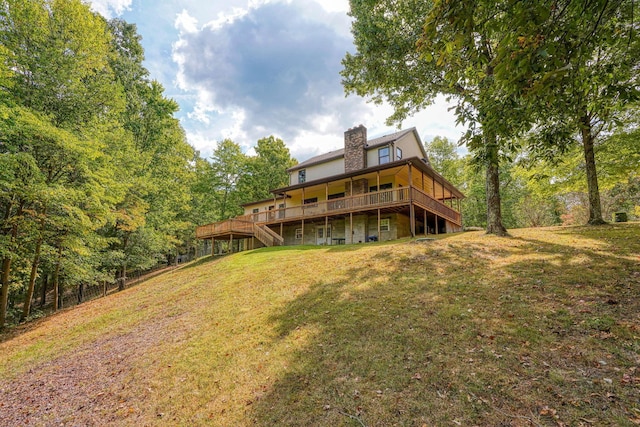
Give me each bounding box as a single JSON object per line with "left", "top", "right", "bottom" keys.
{"left": 288, "top": 127, "right": 426, "bottom": 172}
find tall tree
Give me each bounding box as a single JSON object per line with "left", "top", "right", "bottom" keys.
{"left": 240, "top": 136, "right": 297, "bottom": 202}
{"left": 495, "top": 0, "right": 640, "bottom": 224}
{"left": 210, "top": 140, "right": 248, "bottom": 220}
{"left": 342, "top": 0, "right": 528, "bottom": 235}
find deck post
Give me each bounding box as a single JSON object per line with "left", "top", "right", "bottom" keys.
{"left": 424, "top": 210, "right": 428, "bottom": 236}
{"left": 211, "top": 237, "right": 215, "bottom": 256}
{"left": 229, "top": 233, "right": 233, "bottom": 254}
{"left": 408, "top": 163, "right": 415, "bottom": 237}
{"left": 280, "top": 222, "right": 283, "bottom": 237}
{"left": 301, "top": 219, "right": 305, "bottom": 245}
{"left": 377, "top": 208, "right": 381, "bottom": 241}
{"left": 435, "top": 217, "right": 439, "bottom": 235}
{"left": 349, "top": 212, "right": 353, "bottom": 244}
{"left": 325, "top": 216, "right": 329, "bottom": 245}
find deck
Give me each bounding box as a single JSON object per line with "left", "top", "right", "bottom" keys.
{"left": 196, "top": 187, "right": 460, "bottom": 240}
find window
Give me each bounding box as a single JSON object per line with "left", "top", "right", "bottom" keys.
{"left": 295, "top": 228, "right": 303, "bottom": 239}
{"left": 252, "top": 208, "right": 259, "bottom": 214}
{"left": 380, "top": 218, "right": 390, "bottom": 232}
{"left": 396, "top": 147, "right": 402, "bottom": 160}
{"left": 298, "top": 169, "right": 306, "bottom": 183}
{"left": 303, "top": 197, "right": 318, "bottom": 204}
{"left": 328, "top": 192, "right": 345, "bottom": 200}
{"left": 378, "top": 147, "right": 390, "bottom": 164}
{"left": 370, "top": 183, "right": 393, "bottom": 192}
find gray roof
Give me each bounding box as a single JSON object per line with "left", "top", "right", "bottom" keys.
{"left": 288, "top": 127, "right": 417, "bottom": 172}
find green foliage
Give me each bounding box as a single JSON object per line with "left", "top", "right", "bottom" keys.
{"left": 0, "top": 1, "right": 198, "bottom": 327}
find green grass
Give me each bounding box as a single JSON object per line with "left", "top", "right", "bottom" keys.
{"left": 2, "top": 223, "right": 640, "bottom": 426}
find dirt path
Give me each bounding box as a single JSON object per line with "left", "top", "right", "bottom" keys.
{"left": 0, "top": 316, "right": 184, "bottom": 426}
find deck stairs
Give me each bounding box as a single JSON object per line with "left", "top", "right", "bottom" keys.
{"left": 253, "top": 223, "right": 284, "bottom": 247}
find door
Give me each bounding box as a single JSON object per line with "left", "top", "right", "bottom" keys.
{"left": 316, "top": 226, "right": 331, "bottom": 245}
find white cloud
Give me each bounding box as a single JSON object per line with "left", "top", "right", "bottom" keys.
{"left": 87, "top": 0, "right": 132, "bottom": 18}
{"left": 174, "top": 9, "right": 200, "bottom": 34}
{"left": 172, "top": 0, "right": 364, "bottom": 154}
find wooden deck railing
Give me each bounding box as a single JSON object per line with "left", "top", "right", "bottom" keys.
{"left": 196, "top": 219, "right": 253, "bottom": 239}
{"left": 253, "top": 223, "right": 284, "bottom": 246}
{"left": 411, "top": 187, "right": 461, "bottom": 224}
{"left": 196, "top": 186, "right": 461, "bottom": 239}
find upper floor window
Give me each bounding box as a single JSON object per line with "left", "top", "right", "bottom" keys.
{"left": 396, "top": 147, "right": 402, "bottom": 160}
{"left": 378, "top": 146, "right": 390, "bottom": 164}
{"left": 298, "top": 169, "right": 306, "bottom": 183}
{"left": 252, "top": 208, "right": 259, "bottom": 214}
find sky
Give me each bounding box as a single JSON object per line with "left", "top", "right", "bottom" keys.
{"left": 88, "top": 0, "right": 465, "bottom": 162}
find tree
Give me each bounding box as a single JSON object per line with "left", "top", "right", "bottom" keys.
{"left": 495, "top": 0, "right": 640, "bottom": 224}
{"left": 343, "top": 0, "right": 529, "bottom": 236}
{"left": 209, "top": 140, "right": 248, "bottom": 220}
{"left": 424, "top": 136, "right": 463, "bottom": 187}
{"left": 240, "top": 136, "right": 297, "bottom": 202}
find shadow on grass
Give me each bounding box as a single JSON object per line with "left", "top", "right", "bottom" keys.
{"left": 249, "top": 225, "right": 640, "bottom": 426}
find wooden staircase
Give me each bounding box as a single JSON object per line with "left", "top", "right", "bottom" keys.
{"left": 252, "top": 223, "right": 284, "bottom": 247}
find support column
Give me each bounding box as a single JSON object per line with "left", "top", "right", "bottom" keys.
{"left": 377, "top": 208, "right": 381, "bottom": 241}
{"left": 349, "top": 212, "right": 353, "bottom": 244}
{"left": 424, "top": 210, "right": 428, "bottom": 236}
{"left": 301, "top": 219, "right": 305, "bottom": 245}
{"left": 280, "top": 222, "right": 283, "bottom": 237}
{"left": 229, "top": 234, "right": 233, "bottom": 253}
{"left": 325, "top": 216, "right": 329, "bottom": 245}
{"left": 211, "top": 237, "right": 215, "bottom": 256}
{"left": 408, "top": 163, "right": 415, "bottom": 237}
{"left": 435, "top": 217, "right": 439, "bottom": 235}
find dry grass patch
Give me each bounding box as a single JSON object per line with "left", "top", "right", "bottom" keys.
{"left": 1, "top": 223, "right": 639, "bottom": 426}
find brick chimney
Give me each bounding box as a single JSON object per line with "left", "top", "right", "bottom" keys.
{"left": 344, "top": 125, "right": 367, "bottom": 173}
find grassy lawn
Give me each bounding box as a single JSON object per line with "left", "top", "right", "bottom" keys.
{"left": 1, "top": 223, "right": 639, "bottom": 426}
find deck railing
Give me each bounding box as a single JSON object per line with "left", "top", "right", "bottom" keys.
{"left": 196, "top": 219, "right": 253, "bottom": 239}
{"left": 253, "top": 223, "right": 284, "bottom": 246}
{"left": 196, "top": 186, "right": 460, "bottom": 239}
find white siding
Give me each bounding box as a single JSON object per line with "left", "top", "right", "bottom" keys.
{"left": 290, "top": 157, "right": 344, "bottom": 184}
{"left": 395, "top": 133, "right": 425, "bottom": 159}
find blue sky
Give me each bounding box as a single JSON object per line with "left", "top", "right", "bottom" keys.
{"left": 88, "top": 0, "right": 464, "bottom": 161}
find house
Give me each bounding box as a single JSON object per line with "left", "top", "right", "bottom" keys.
{"left": 196, "top": 125, "right": 464, "bottom": 253}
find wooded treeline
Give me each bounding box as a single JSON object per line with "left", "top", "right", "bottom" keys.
{"left": 343, "top": 0, "right": 640, "bottom": 235}
{"left": 425, "top": 135, "right": 640, "bottom": 229}
{"left": 0, "top": 0, "right": 295, "bottom": 328}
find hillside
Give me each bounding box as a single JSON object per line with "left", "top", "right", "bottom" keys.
{"left": 1, "top": 224, "right": 639, "bottom": 426}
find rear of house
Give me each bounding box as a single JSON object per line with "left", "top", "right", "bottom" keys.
{"left": 196, "top": 125, "right": 463, "bottom": 253}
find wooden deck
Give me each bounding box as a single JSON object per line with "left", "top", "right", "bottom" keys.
{"left": 196, "top": 187, "right": 460, "bottom": 240}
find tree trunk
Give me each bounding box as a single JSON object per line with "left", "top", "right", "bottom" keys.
{"left": 0, "top": 202, "right": 22, "bottom": 328}
{"left": 118, "top": 233, "right": 129, "bottom": 291}
{"left": 484, "top": 133, "right": 507, "bottom": 236}
{"left": 53, "top": 245, "right": 62, "bottom": 312}
{"left": 0, "top": 257, "right": 12, "bottom": 329}
{"left": 21, "top": 208, "right": 47, "bottom": 322}
{"left": 40, "top": 273, "right": 48, "bottom": 307}
{"left": 580, "top": 112, "right": 605, "bottom": 225}
{"left": 21, "top": 236, "right": 43, "bottom": 321}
